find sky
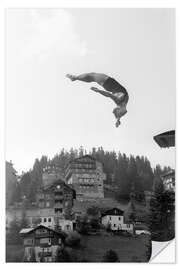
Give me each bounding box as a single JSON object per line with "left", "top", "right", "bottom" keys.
{"left": 6, "top": 8, "right": 176, "bottom": 174}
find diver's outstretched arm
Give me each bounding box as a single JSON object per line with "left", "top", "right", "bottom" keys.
{"left": 90, "top": 87, "right": 119, "bottom": 103}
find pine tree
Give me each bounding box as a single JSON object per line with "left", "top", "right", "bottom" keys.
{"left": 150, "top": 176, "right": 165, "bottom": 238}
{"left": 6, "top": 218, "right": 22, "bottom": 245}
{"left": 10, "top": 182, "right": 22, "bottom": 204}
{"left": 20, "top": 172, "right": 32, "bottom": 198}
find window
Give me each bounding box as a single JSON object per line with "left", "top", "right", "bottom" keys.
{"left": 118, "top": 217, "right": 121, "bottom": 221}
{"left": 109, "top": 216, "right": 111, "bottom": 220}
{"left": 114, "top": 224, "right": 116, "bottom": 227}
{"left": 36, "top": 228, "right": 48, "bottom": 234}
{"left": 44, "top": 247, "right": 51, "bottom": 252}
{"left": 55, "top": 208, "right": 63, "bottom": 214}
{"left": 39, "top": 247, "right": 44, "bottom": 252}
{"left": 44, "top": 218, "right": 47, "bottom": 222}
{"left": 58, "top": 238, "right": 62, "bottom": 244}
{"left": 127, "top": 224, "right": 130, "bottom": 228}
{"left": 65, "top": 201, "right": 69, "bottom": 207}
{"left": 46, "top": 202, "right": 50, "bottom": 207}
{"left": 40, "top": 238, "right": 51, "bottom": 245}
{"left": 39, "top": 193, "right": 44, "bottom": 199}
{"left": 48, "top": 218, "right": 51, "bottom": 222}
{"left": 24, "top": 238, "right": 34, "bottom": 246}
{"left": 56, "top": 191, "right": 63, "bottom": 196}
{"left": 39, "top": 202, "right": 44, "bottom": 208}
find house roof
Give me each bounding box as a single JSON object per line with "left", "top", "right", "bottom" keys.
{"left": 101, "top": 207, "right": 124, "bottom": 217}
{"left": 134, "top": 224, "right": 149, "bottom": 230}
{"left": 19, "top": 228, "right": 34, "bottom": 234}
{"left": 40, "top": 179, "right": 76, "bottom": 197}
{"left": 19, "top": 224, "right": 66, "bottom": 238}
{"left": 153, "top": 130, "right": 175, "bottom": 148}
{"left": 161, "top": 169, "right": 175, "bottom": 178}
{"left": 42, "top": 179, "right": 65, "bottom": 190}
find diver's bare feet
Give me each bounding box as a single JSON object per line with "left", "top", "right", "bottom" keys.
{"left": 90, "top": 86, "right": 100, "bottom": 92}
{"left": 66, "top": 74, "right": 77, "bottom": 81}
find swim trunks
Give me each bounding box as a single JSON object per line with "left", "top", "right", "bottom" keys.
{"left": 103, "top": 77, "right": 128, "bottom": 95}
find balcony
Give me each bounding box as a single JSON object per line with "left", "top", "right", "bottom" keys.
{"left": 38, "top": 251, "right": 52, "bottom": 257}
{"left": 54, "top": 191, "right": 63, "bottom": 196}
{"left": 54, "top": 201, "right": 63, "bottom": 206}
{"left": 54, "top": 208, "right": 63, "bottom": 214}
{"left": 54, "top": 195, "right": 63, "bottom": 200}
{"left": 35, "top": 233, "right": 51, "bottom": 238}
{"left": 54, "top": 203, "right": 63, "bottom": 209}
{"left": 35, "top": 230, "right": 53, "bottom": 238}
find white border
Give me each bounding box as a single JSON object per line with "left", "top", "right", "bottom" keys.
{"left": 0, "top": 0, "right": 179, "bottom": 268}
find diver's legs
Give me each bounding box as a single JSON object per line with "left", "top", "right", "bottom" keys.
{"left": 66, "top": 72, "right": 108, "bottom": 86}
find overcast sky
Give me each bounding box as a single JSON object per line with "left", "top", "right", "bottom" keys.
{"left": 6, "top": 8, "right": 176, "bottom": 174}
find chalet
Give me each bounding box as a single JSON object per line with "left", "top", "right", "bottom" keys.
{"left": 20, "top": 224, "right": 66, "bottom": 262}
{"left": 36, "top": 179, "right": 76, "bottom": 221}
{"left": 153, "top": 130, "right": 175, "bottom": 192}
{"left": 161, "top": 170, "right": 175, "bottom": 192}
{"left": 101, "top": 208, "right": 133, "bottom": 233}
{"left": 65, "top": 155, "right": 106, "bottom": 201}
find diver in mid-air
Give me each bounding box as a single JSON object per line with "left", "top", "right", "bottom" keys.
{"left": 66, "top": 72, "right": 129, "bottom": 127}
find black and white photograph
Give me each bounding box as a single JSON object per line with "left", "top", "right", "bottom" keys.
{"left": 5, "top": 8, "right": 175, "bottom": 263}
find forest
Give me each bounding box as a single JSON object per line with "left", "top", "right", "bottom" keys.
{"left": 10, "top": 147, "right": 172, "bottom": 204}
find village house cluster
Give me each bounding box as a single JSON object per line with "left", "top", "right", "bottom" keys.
{"left": 19, "top": 207, "right": 137, "bottom": 262}
{"left": 6, "top": 152, "right": 174, "bottom": 262}
{"left": 161, "top": 170, "right": 175, "bottom": 192}
{"left": 6, "top": 156, "right": 135, "bottom": 261}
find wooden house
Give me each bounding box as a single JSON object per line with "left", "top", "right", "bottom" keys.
{"left": 20, "top": 224, "right": 66, "bottom": 262}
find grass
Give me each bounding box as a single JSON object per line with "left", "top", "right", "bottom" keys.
{"left": 6, "top": 244, "right": 24, "bottom": 262}
{"left": 68, "top": 234, "right": 152, "bottom": 262}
